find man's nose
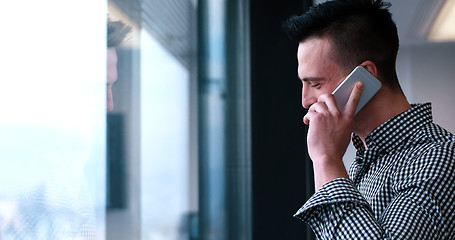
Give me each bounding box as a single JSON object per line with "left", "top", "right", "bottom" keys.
{"left": 301, "top": 85, "right": 317, "bottom": 109}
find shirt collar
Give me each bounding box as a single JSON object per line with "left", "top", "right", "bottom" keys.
{"left": 352, "top": 103, "right": 433, "bottom": 155}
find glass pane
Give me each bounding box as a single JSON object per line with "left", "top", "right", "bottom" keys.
{"left": 0, "top": 0, "right": 106, "bottom": 239}
{"left": 106, "top": 0, "right": 197, "bottom": 239}
{"left": 107, "top": 0, "right": 251, "bottom": 239}
{"left": 140, "top": 31, "right": 190, "bottom": 240}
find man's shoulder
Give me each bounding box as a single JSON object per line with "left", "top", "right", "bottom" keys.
{"left": 420, "top": 122, "right": 455, "bottom": 147}
{"left": 390, "top": 122, "right": 454, "bottom": 174}
{"left": 392, "top": 122, "right": 455, "bottom": 178}
{"left": 390, "top": 121, "right": 454, "bottom": 158}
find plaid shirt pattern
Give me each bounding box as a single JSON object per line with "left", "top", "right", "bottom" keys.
{"left": 294, "top": 103, "right": 455, "bottom": 239}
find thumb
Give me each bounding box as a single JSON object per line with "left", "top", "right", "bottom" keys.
{"left": 344, "top": 81, "right": 363, "bottom": 116}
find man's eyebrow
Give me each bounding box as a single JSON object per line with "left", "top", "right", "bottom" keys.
{"left": 301, "top": 77, "right": 325, "bottom": 82}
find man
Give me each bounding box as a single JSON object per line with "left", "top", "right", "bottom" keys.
{"left": 107, "top": 18, "right": 131, "bottom": 112}
{"left": 283, "top": 0, "right": 455, "bottom": 239}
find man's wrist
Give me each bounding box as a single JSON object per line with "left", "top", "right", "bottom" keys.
{"left": 313, "top": 158, "right": 348, "bottom": 191}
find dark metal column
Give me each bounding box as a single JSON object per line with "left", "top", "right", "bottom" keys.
{"left": 198, "top": 0, "right": 252, "bottom": 239}
{"left": 198, "top": 0, "right": 228, "bottom": 239}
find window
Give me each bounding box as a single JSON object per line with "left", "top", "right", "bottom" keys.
{"left": 0, "top": 0, "right": 106, "bottom": 238}
{"left": 0, "top": 0, "right": 252, "bottom": 239}
{"left": 106, "top": 0, "right": 197, "bottom": 239}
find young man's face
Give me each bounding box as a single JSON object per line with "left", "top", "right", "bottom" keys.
{"left": 106, "top": 47, "right": 118, "bottom": 112}
{"left": 297, "top": 37, "right": 346, "bottom": 109}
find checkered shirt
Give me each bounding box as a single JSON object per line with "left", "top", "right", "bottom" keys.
{"left": 294, "top": 103, "right": 455, "bottom": 239}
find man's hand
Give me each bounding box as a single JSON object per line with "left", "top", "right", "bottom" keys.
{"left": 303, "top": 82, "right": 363, "bottom": 191}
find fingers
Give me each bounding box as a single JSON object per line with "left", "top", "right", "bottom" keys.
{"left": 304, "top": 93, "right": 337, "bottom": 125}
{"left": 344, "top": 81, "right": 364, "bottom": 117}
{"left": 303, "top": 113, "right": 311, "bottom": 125}
{"left": 318, "top": 93, "right": 339, "bottom": 113}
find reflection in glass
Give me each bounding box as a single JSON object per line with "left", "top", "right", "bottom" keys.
{"left": 106, "top": 0, "right": 197, "bottom": 239}
{"left": 106, "top": 0, "right": 251, "bottom": 239}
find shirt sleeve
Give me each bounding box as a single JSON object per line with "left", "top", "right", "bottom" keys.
{"left": 294, "top": 178, "right": 383, "bottom": 239}
{"left": 294, "top": 142, "right": 455, "bottom": 239}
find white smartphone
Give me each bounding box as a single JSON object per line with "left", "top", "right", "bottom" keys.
{"left": 332, "top": 66, "right": 382, "bottom": 115}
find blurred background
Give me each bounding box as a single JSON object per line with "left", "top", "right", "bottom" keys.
{"left": 0, "top": 0, "right": 454, "bottom": 239}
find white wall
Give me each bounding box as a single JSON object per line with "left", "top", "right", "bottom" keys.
{"left": 398, "top": 42, "right": 455, "bottom": 134}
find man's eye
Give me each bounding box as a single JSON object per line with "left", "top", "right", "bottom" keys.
{"left": 310, "top": 83, "right": 321, "bottom": 88}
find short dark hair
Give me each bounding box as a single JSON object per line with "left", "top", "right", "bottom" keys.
{"left": 283, "top": 0, "right": 401, "bottom": 91}
{"left": 107, "top": 18, "right": 132, "bottom": 48}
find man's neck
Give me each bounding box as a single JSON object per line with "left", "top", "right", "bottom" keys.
{"left": 353, "top": 87, "right": 412, "bottom": 148}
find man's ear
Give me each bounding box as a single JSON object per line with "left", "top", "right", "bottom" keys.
{"left": 360, "top": 61, "right": 379, "bottom": 79}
